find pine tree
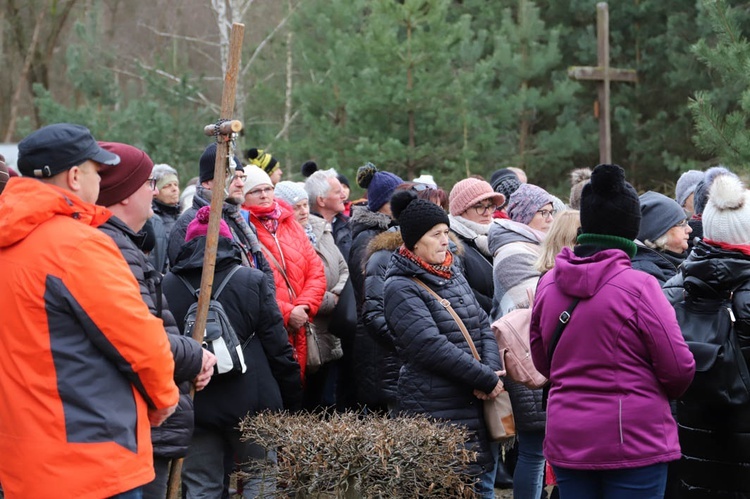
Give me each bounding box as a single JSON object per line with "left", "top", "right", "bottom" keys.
{"left": 690, "top": 0, "right": 750, "bottom": 169}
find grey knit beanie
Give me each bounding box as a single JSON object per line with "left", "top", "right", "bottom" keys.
{"left": 674, "top": 170, "right": 703, "bottom": 208}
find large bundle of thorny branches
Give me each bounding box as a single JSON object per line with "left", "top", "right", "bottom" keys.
{"left": 238, "top": 411, "right": 478, "bottom": 498}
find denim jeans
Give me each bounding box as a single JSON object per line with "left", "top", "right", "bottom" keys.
{"left": 474, "top": 440, "right": 500, "bottom": 499}
{"left": 109, "top": 487, "right": 143, "bottom": 499}
{"left": 552, "top": 462, "right": 668, "bottom": 499}
{"left": 513, "top": 430, "right": 546, "bottom": 499}
{"left": 182, "top": 427, "right": 277, "bottom": 498}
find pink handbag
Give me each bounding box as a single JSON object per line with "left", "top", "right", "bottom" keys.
{"left": 491, "top": 288, "right": 548, "bottom": 389}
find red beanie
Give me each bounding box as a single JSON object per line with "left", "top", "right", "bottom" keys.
{"left": 96, "top": 142, "right": 154, "bottom": 207}
{"left": 185, "top": 206, "right": 233, "bottom": 242}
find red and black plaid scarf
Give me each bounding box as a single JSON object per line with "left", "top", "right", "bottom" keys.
{"left": 398, "top": 245, "right": 453, "bottom": 279}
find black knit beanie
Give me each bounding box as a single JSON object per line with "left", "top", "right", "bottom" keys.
{"left": 580, "top": 164, "right": 641, "bottom": 240}
{"left": 199, "top": 143, "right": 243, "bottom": 183}
{"left": 391, "top": 190, "right": 450, "bottom": 250}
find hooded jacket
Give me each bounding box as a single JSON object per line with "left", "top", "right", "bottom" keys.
{"left": 383, "top": 250, "right": 502, "bottom": 477}
{"left": 631, "top": 243, "right": 684, "bottom": 285}
{"left": 99, "top": 216, "right": 203, "bottom": 458}
{"left": 163, "top": 236, "right": 303, "bottom": 428}
{"left": 248, "top": 202, "right": 327, "bottom": 379}
{"left": 0, "top": 178, "right": 178, "bottom": 498}
{"left": 530, "top": 247, "right": 695, "bottom": 470}
{"left": 662, "top": 240, "right": 750, "bottom": 497}
{"left": 487, "top": 218, "right": 546, "bottom": 432}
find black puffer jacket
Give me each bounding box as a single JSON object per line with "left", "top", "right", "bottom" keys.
{"left": 632, "top": 243, "right": 684, "bottom": 285}
{"left": 384, "top": 251, "right": 502, "bottom": 477}
{"left": 347, "top": 206, "right": 396, "bottom": 409}
{"left": 348, "top": 206, "right": 395, "bottom": 310}
{"left": 163, "top": 237, "right": 302, "bottom": 431}
{"left": 663, "top": 240, "right": 750, "bottom": 498}
{"left": 166, "top": 186, "right": 272, "bottom": 284}
{"left": 149, "top": 199, "right": 181, "bottom": 274}
{"left": 99, "top": 216, "right": 203, "bottom": 458}
{"left": 361, "top": 229, "right": 468, "bottom": 408}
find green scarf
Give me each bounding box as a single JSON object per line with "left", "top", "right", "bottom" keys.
{"left": 577, "top": 233, "right": 637, "bottom": 259}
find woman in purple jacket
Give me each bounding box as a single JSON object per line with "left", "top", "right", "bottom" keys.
{"left": 529, "top": 164, "right": 695, "bottom": 499}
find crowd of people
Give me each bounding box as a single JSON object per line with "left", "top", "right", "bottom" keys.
{"left": 0, "top": 122, "right": 747, "bottom": 499}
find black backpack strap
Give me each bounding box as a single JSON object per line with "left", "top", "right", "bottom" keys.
{"left": 212, "top": 266, "right": 242, "bottom": 300}
{"left": 175, "top": 266, "right": 241, "bottom": 300}
{"left": 176, "top": 273, "right": 199, "bottom": 299}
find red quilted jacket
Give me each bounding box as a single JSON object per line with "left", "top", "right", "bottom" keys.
{"left": 250, "top": 203, "right": 326, "bottom": 378}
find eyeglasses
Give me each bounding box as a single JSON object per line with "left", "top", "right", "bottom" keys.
{"left": 536, "top": 209, "right": 557, "bottom": 219}
{"left": 147, "top": 177, "right": 157, "bottom": 190}
{"left": 675, "top": 219, "right": 689, "bottom": 228}
{"left": 470, "top": 203, "right": 497, "bottom": 215}
{"left": 232, "top": 173, "right": 247, "bottom": 182}
{"left": 247, "top": 186, "right": 274, "bottom": 197}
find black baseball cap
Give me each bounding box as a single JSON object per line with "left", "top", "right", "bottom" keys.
{"left": 18, "top": 123, "right": 120, "bottom": 178}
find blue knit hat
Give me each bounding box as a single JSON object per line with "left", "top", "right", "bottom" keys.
{"left": 356, "top": 162, "right": 403, "bottom": 212}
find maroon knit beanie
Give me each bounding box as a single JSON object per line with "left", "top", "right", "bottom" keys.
{"left": 185, "top": 206, "right": 233, "bottom": 242}
{"left": 97, "top": 142, "right": 154, "bottom": 206}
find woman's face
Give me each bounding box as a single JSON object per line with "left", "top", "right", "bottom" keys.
{"left": 461, "top": 199, "right": 496, "bottom": 225}
{"left": 244, "top": 183, "right": 275, "bottom": 208}
{"left": 293, "top": 199, "right": 310, "bottom": 226}
{"left": 413, "top": 223, "right": 451, "bottom": 265}
{"left": 527, "top": 203, "right": 555, "bottom": 232}
{"left": 664, "top": 220, "right": 692, "bottom": 253}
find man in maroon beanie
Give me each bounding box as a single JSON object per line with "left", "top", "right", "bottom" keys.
{"left": 97, "top": 141, "right": 216, "bottom": 499}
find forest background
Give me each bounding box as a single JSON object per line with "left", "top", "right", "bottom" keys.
{"left": 2, "top": 0, "right": 750, "bottom": 198}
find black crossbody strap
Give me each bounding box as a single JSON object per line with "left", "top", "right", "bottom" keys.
{"left": 547, "top": 298, "right": 581, "bottom": 360}
{"left": 542, "top": 297, "right": 580, "bottom": 409}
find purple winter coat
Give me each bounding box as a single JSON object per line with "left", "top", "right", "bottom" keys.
{"left": 529, "top": 247, "right": 695, "bottom": 470}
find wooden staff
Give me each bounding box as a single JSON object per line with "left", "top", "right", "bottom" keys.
{"left": 166, "top": 22, "right": 245, "bottom": 499}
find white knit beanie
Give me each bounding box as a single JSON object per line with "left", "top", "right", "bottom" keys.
{"left": 242, "top": 164, "right": 273, "bottom": 196}
{"left": 703, "top": 174, "right": 750, "bottom": 245}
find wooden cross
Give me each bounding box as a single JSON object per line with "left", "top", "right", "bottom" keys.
{"left": 568, "top": 2, "right": 637, "bottom": 164}
{"left": 166, "top": 22, "right": 245, "bottom": 499}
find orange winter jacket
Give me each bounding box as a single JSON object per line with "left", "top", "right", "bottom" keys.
{"left": 0, "top": 178, "right": 179, "bottom": 499}
{"left": 249, "top": 202, "right": 326, "bottom": 378}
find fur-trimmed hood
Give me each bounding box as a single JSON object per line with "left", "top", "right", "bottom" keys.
{"left": 349, "top": 205, "right": 393, "bottom": 238}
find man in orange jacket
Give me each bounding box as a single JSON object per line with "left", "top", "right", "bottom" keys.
{"left": 0, "top": 123, "right": 179, "bottom": 499}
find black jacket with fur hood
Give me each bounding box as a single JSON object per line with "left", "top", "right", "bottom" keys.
{"left": 359, "top": 228, "right": 466, "bottom": 408}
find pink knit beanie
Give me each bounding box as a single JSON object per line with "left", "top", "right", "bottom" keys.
{"left": 185, "top": 206, "right": 233, "bottom": 242}
{"left": 448, "top": 178, "right": 505, "bottom": 217}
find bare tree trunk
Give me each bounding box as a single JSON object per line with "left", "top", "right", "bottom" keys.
{"left": 4, "top": 9, "right": 45, "bottom": 141}
{"left": 283, "top": 0, "right": 293, "bottom": 168}
{"left": 4, "top": 0, "right": 81, "bottom": 129}
{"left": 209, "top": 0, "right": 250, "bottom": 128}
{"left": 406, "top": 20, "right": 416, "bottom": 180}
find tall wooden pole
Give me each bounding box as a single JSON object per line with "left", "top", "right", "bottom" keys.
{"left": 166, "top": 22, "right": 245, "bottom": 499}
{"left": 597, "top": 3, "right": 611, "bottom": 164}
{"left": 568, "top": 3, "right": 637, "bottom": 165}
